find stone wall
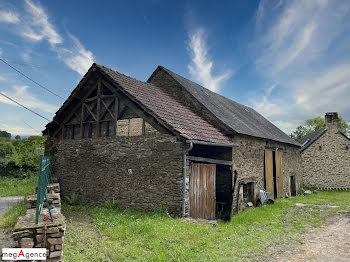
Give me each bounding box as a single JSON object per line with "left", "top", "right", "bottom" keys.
{"left": 302, "top": 130, "right": 350, "bottom": 189}
{"left": 45, "top": 123, "right": 186, "bottom": 215}
{"left": 231, "top": 134, "right": 303, "bottom": 208}
{"left": 13, "top": 183, "right": 65, "bottom": 261}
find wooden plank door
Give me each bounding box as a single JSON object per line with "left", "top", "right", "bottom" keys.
{"left": 275, "top": 151, "right": 284, "bottom": 198}
{"left": 264, "top": 151, "right": 274, "bottom": 199}
{"left": 190, "top": 163, "right": 216, "bottom": 220}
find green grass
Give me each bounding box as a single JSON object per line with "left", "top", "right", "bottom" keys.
{"left": 0, "top": 175, "right": 37, "bottom": 197}
{"left": 0, "top": 200, "right": 26, "bottom": 228}
{"left": 62, "top": 190, "right": 350, "bottom": 262}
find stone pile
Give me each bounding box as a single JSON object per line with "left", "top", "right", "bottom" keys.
{"left": 12, "top": 182, "right": 66, "bottom": 262}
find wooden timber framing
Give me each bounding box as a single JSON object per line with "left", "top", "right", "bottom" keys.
{"left": 51, "top": 69, "right": 175, "bottom": 140}
{"left": 187, "top": 156, "right": 232, "bottom": 166}
{"left": 101, "top": 78, "right": 173, "bottom": 135}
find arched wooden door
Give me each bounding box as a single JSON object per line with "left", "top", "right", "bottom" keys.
{"left": 190, "top": 163, "right": 216, "bottom": 220}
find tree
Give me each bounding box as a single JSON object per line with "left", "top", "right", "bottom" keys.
{"left": 291, "top": 116, "right": 350, "bottom": 142}
{"left": 0, "top": 139, "right": 16, "bottom": 163}
{"left": 0, "top": 130, "right": 11, "bottom": 138}
{"left": 15, "top": 135, "right": 21, "bottom": 140}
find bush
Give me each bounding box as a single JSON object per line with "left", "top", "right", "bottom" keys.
{"left": 0, "top": 136, "right": 46, "bottom": 178}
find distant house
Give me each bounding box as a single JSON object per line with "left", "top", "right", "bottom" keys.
{"left": 44, "top": 63, "right": 302, "bottom": 220}
{"left": 300, "top": 112, "right": 350, "bottom": 189}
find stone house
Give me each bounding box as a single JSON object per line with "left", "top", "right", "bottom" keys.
{"left": 44, "top": 63, "right": 302, "bottom": 220}
{"left": 300, "top": 112, "right": 350, "bottom": 189}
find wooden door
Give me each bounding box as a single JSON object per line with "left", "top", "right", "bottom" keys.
{"left": 275, "top": 151, "right": 283, "bottom": 198}
{"left": 190, "top": 163, "right": 216, "bottom": 220}
{"left": 264, "top": 151, "right": 274, "bottom": 199}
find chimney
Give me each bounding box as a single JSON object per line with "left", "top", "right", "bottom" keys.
{"left": 325, "top": 112, "right": 338, "bottom": 132}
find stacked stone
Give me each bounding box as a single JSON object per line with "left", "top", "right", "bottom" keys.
{"left": 12, "top": 182, "right": 66, "bottom": 262}
{"left": 26, "top": 193, "right": 61, "bottom": 210}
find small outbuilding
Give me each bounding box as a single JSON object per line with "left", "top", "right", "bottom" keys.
{"left": 44, "top": 63, "right": 302, "bottom": 220}
{"left": 300, "top": 112, "right": 350, "bottom": 189}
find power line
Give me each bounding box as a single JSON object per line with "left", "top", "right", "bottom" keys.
{"left": 22, "top": 119, "right": 42, "bottom": 132}
{"left": 0, "top": 57, "right": 64, "bottom": 100}
{"left": 0, "top": 91, "right": 51, "bottom": 121}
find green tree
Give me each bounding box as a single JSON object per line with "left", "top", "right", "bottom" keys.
{"left": 0, "top": 130, "right": 11, "bottom": 138}
{"left": 291, "top": 116, "right": 350, "bottom": 142}
{"left": 0, "top": 139, "right": 16, "bottom": 163}
{"left": 15, "top": 135, "right": 21, "bottom": 140}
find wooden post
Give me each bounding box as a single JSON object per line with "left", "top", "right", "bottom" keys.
{"left": 114, "top": 96, "right": 119, "bottom": 136}
{"left": 96, "top": 80, "right": 101, "bottom": 137}
{"left": 80, "top": 104, "right": 84, "bottom": 138}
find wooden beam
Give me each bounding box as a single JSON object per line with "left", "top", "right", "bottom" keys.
{"left": 187, "top": 156, "right": 232, "bottom": 166}
{"left": 84, "top": 102, "right": 97, "bottom": 121}
{"left": 80, "top": 104, "right": 84, "bottom": 138}
{"left": 101, "top": 78, "right": 174, "bottom": 135}
{"left": 114, "top": 96, "right": 119, "bottom": 136}
{"left": 85, "top": 96, "right": 98, "bottom": 102}
{"left": 101, "top": 98, "right": 115, "bottom": 119}
{"left": 52, "top": 80, "right": 99, "bottom": 137}
{"left": 96, "top": 79, "right": 101, "bottom": 137}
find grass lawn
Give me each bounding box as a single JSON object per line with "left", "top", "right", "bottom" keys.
{"left": 62, "top": 190, "right": 350, "bottom": 262}
{"left": 0, "top": 175, "right": 38, "bottom": 197}
{"left": 0, "top": 175, "right": 37, "bottom": 228}
{"left": 0, "top": 201, "right": 26, "bottom": 228}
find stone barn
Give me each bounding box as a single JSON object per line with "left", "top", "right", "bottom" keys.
{"left": 300, "top": 112, "right": 350, "bottom": 189}
{"left": 44, "top": 63, "right": 302, "bottom": 220}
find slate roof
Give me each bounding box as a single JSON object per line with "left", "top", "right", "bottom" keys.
{"left": 153, "top": 66, "right": 300, "bottom": 146}
{"left": 300, "top": 128, "right": 327, "bottom": 152}
{"left": 95, "top": 64, "right": 232, "bottom": 144}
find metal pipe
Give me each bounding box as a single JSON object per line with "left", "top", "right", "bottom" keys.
{"left": 186, "top": 139, "right": 238, "bottom": 148}
{"left": 182, "top": 141, "right": 193, "bottom": 217}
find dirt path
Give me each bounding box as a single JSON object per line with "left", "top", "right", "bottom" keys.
{"left": 271, "top": 215, "right": 350, "bottom": 262}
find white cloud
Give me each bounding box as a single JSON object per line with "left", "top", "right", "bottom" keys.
{"left": 0, "top": 75, "right": 6, "bottom": 81}
{"left": 188, "top": 29, "right": 232, "bottom": 93}
{"left": 0, "top": 85, "right": 58, "bottom": 113}
{"left": 0, "top": 123, "right": 40, "bottom": 136}
{"left": 2, "top": 0, "right": 95, "bottom": 76}
{"left": 250, "top": 0, "right": 350, "bottom": 133}
{"left": 56, "top": 34, "right": 94, "bottom": 76}
{"left": 22, "top": 0, "right": 62, "bottom": 46}
{"left": 0, "top": 10, "right": 20, "bottom": 24}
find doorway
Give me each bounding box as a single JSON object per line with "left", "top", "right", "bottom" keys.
{"left": 264, "top": 150, "right": 283, "bottom": 199}
{"left": 290, "top": 176, "right": 296, "bottom": 196}
{"left": 190, "top": 163, "right": 216, "bottom": 220}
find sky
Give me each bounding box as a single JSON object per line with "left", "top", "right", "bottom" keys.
{"left": 0, "top": 0, "right": 350, "bottom": 137}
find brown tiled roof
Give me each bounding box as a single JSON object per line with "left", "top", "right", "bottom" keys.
{"left": 97, "top": 64, "right": 231, "bottom": 144}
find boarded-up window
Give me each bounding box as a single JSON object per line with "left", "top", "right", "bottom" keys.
{"left": 117, "top": 119, "right": 129, "bottom": 136}
{"left": 129, "top": 118, "right": 144, "bottom": 136}
{"left": 117, "top": 118, "right": 144, "bottom": 137}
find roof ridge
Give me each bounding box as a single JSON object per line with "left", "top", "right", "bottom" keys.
{"left": 96, "top": 64, "right": 156, "bottom": 88}
{"left": 155, "top": 65, "right": 300, "bottom": 146}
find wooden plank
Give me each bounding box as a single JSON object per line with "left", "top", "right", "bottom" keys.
{"left": 264, "top": 151, "right": 274, "bottom": 199}
{"left": 187, "top": 156, "right": 232, "bottom": 166}
{"left": 190, "top": 163, "right": 216, "bottom": 219}
{"left": 275, "top": 151, "right": 283, "bottom": 198}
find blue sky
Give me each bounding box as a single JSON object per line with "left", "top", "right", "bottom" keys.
{"left": 0, "top": 0, "right": 350, "bottom": 136}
